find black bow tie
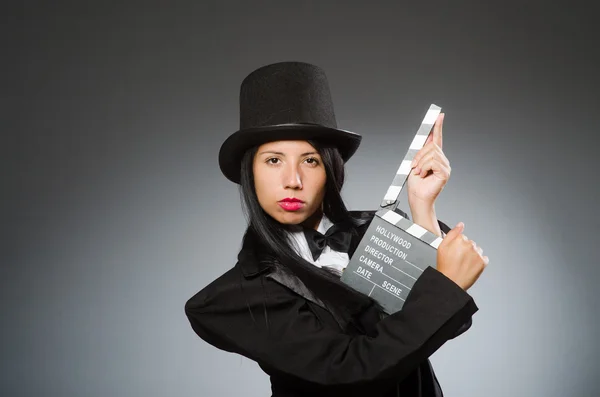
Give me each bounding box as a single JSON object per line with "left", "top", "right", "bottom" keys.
{"left": 303, "top": 223, "right": 352, "bottom": 261}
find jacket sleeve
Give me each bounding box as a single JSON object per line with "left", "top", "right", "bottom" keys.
{"left": 184, "top": 264, "right": 477, "bottom": 387}
{"left": 400, "top": 206, "right": 473, "bottom": 340}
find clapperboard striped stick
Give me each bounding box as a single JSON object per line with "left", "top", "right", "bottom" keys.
{"left": 376, "top": 207, "right": 443, "bottom": 249}
{"left": 379, "top": 103, "right": 444, "bottom": 250}
{"left": 381, "top": 104, "right": 442, "bottom": 209}
{"left": 340, "top": 104, "right": 446, "bottom": 313}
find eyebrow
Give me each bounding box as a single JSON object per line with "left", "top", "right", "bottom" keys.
{"left": 258, "top": 151, "right": 318, "bottom": 156}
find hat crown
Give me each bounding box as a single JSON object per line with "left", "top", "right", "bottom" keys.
{"left": 239, "top": 62, "right": 338, "bottom": 129}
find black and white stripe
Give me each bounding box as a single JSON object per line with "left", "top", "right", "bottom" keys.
{"left": 380, "top": 104, "right": 442, "bottom": 208}
{"left": 376, "top": 208, "right": 444, "bottom": 249}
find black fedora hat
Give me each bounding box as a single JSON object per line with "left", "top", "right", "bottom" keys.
{"left": 218, "top": 61, "right": 362, "bottom": 184}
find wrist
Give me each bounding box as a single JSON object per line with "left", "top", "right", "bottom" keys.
{"left": 409, "top": 200, "right": 436, "bottom": 219}
{"left": 409, "top": 202, "right": 442, "bottom": 237}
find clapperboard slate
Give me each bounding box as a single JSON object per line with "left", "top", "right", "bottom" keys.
{"left": 340, "top": 104, "right": 444, "bottom": 314}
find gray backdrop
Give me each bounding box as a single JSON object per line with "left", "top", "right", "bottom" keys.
{"left": 5, "top": 1, "right": 599, "bottom": 396}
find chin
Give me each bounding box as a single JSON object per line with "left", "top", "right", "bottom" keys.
{"left": 273, "top": 210, "right": 309, "bottom": 225}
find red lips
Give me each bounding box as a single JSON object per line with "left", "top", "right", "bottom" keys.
{"left": 278, "top": 198, "right": 305, "bottom": 211}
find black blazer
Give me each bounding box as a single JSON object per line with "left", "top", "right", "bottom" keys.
{"left": 185, "top": 209, "right": 478, "bottom": 397}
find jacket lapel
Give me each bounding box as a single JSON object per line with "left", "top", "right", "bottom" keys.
{"left": 348, "top": 209, "right": 377, "bottom": 257}
{"left": 265, "top": 265, "right": 348, "bottom": 328}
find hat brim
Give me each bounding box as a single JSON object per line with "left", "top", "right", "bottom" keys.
{"left": 218, "top": 123, "right": 362, "bottom": 184}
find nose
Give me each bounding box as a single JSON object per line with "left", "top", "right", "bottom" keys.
{"left": 282, "top": 162, "right": 302, "bottom": 189}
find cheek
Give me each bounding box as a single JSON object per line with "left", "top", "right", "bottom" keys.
{"left": 310, "top": 171, "right": 327, "bottom": 199}
{"left": 253, "top": 171, "right": 275, "bottom": 204}
{"left": 254, "top": 177, "right": 266, "bottom": 202}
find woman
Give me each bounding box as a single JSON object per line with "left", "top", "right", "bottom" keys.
{"left": 185, "top": 62, "right": 488, "bottom": 396}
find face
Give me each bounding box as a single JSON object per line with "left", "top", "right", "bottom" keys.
{"left": 253, "top": 140, "right": 326, "bottom": 229}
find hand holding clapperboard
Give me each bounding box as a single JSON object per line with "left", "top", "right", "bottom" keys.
{"left": 340, "top": 105, "right": 489, "bottom": 314}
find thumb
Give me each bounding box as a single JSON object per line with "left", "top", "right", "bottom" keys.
{"left": 444, "top": 222, "right": 464, "bottom": 241}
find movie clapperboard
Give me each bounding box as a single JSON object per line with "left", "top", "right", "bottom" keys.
{"left": 340, "top": 104, "right": 444, "bottom": 314}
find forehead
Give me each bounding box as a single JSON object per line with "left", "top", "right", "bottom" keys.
{"left": 256, "top": 140, "right": 317, "bottom": 153}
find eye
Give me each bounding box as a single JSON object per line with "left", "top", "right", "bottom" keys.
{"left": 266, "top": 157, "right": 280, "bottom": 165}
{"left": 305, "top": 157, "right": 320, "bottom": 166}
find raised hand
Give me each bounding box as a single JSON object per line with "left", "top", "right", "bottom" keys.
{"left": 407, "top": 113, "right": 450, "bottom": 207}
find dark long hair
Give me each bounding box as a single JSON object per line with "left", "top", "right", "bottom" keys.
{"left": 238, "top": 139, "right": 376, "bottom": 325}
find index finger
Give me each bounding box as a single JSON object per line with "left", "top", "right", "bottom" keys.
{"left": 432, "top": 113, "right": 444, "bottom": 148}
